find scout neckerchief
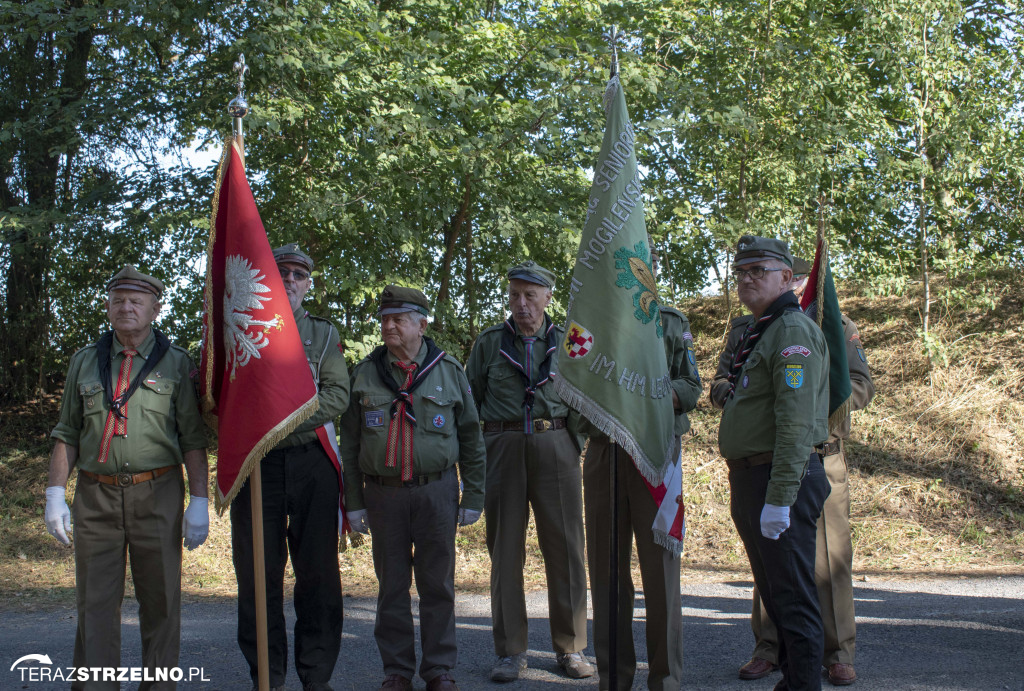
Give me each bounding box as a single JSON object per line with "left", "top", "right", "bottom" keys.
{"left": 95, "top": 328, "right": 170, "bottom": 463}
{"left": 370, "top": 337, "right": 446, "bottom": 480}
{"left": 499, "top": 315, "right": 556, "bottom": 434}
{"left": 725, "top": 291, "right": 801, "bottom": 399}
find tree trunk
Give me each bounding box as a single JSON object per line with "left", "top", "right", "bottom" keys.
{"left": 435, "top": 174, "right": 473, "bottom": 314}
{"left": 2, "top": 21, "right": 94, "bottom": 401}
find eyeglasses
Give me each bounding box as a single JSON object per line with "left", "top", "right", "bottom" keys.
{"left": 279, "top": 268, "right": 310, "bottom": 281}
{"left": 732, "top": 266, "right": 784, "bottom": 281}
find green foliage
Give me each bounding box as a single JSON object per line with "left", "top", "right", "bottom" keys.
{"left": 1, "top": 0, "right": 1022, "bottom": 396}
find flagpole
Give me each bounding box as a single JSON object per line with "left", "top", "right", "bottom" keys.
{"left": 229, "top": 53, "right": 269, "bottom": 691}
{"left": 603, "top": 27, "right": 621, "bottom": 691}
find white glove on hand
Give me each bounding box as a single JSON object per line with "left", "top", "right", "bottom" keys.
{"left": 760, "top": 503, "right": 790, "bottom": 540}
{"left": 45, "top": 486, "right": 72, "bottom": 545}
{"left": 347, "top": 509, "right": 369, "bottom": 534}
{"left": 458, "top": 508, "right": 481, "bottom": 527}
{"left": 182, "top": 496, "right": 209, "bottom": 550}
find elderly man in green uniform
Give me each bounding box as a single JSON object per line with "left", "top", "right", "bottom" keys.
{"left": 44, "top": 265, "right": 209, "bottom": 690}
{"left": 229, "top": 244, "right": 350, "bottom": 691}
{"left": 712, "top": 258, "right": 875, "bottom": 687}
{"left": 718, "top": 236, "right": 832, "bottom": 691}
{"left": 341, "top": 285, "right": 485, "bottom": 691}
{"left": 582, "top": 303, "right": 702, "bottom": 691}
{"left": 464, "top": 260, "right": 593, "bottom": 683}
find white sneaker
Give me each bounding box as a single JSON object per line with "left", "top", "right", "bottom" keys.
{"left": 557, "top": 651, "right": 595, "bottom": 679}
{"left": 490, "top": 653, "right": 527, "bottom": 682}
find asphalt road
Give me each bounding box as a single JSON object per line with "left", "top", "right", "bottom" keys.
{"left": 3, "top": 575, "right": 1022, "bottom": 690}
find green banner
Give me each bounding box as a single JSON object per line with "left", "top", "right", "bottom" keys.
{"left": 554, "top": 73, "right": 675, "bottom": 484}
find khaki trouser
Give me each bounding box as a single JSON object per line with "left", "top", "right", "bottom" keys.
{"left": 71, "top": 467, "right": 184, "bottom": 691}
{"left": 484, "top": 428, "right": 588, "bottom": 657}
{"left": 584, "top": 438, "right": 683, "bottom": 691}
{"left": 750, "top": 445, "right": 855, "bottom": 666}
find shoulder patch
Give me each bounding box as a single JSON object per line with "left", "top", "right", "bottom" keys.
{"left": 849, "top": 333, "right": 862, "bottom": 343}
{"left": 781, "top": 345, "right": 811, "bottom": 358}
{"left": 785, "top": 364, "right": 804, "bottom": 389}
{"left": 681, "top": 331, "right": 693, "bottom": 341}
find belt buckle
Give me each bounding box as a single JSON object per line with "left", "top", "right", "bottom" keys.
{"left": 117, "top": 473, "right": 132, "bottom": 487}
{"left": 535, "top": 419, "right": 551, "bottom": 432}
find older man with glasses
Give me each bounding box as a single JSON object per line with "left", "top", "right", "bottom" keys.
{"left": 230, "top": 243, "right": 350, "bottom": 691}
{"left": 716, "top": 235, "right": 832, "bottom": 691}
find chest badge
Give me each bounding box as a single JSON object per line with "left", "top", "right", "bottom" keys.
{"left": 785, "top": 364, "right": 804, "bottom": 389}
{"left": 87, "top": 398, "right": 95, "bottom": 409}
{"left": 433, "top": 414, "right": 446, "bottom": 428}
{"left": 365, "top": 410, "right": 384, "bottom": 428}
{"left": 742, "top": 374, "right": 749, "bottom": 389}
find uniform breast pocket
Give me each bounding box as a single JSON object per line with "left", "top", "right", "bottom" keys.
{"left": 738, "top": 352, "right": 769, "bottom": 395}
{"left": 421, "top": 396, "right": 456, "bottom": 436}
{"left": 361, "top": 395, "right": 392, "bottom": 434}
{"left": 78, "top": 381, "right": 105, "bottom": 417}
{"left": 488, "top": 362, "right": 519, "bottom": 384}
{"left": 139, "top": 377, "right": 177, "bottom": 417}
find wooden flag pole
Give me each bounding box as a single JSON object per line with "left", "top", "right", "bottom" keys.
{"left": 229, "top": 54, "right": 269, "bottom": 691}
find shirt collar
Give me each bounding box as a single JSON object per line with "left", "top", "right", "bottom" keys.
{"left": 111, "top": 329, "right": 156, "bottom": 360}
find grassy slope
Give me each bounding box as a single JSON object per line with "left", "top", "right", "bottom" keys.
{"left": 2, "top": 272, "right": 1022, "bottom": 610}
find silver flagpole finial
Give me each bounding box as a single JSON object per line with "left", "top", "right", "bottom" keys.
{"left": 228, "top": 54, "right": 250, "bottom": 138}
{"left": 602, "top": 27, "right": 621, "bottom": 77}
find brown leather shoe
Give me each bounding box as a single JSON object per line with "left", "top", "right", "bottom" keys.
{"left": 827, "top": 663, "right": 857, "bottom": 686}
{"left": 426, "top": 672, "right": 459, "bottom": 691}
{"left": 380, "top": 674, "right": 412, "bottom": 690}
{"left": 738, "top": 657, "right": 779, "bottom": 680}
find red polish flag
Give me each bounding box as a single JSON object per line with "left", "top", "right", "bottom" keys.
{"left": 199, "top": 139, "right": 319, "bottom": 511}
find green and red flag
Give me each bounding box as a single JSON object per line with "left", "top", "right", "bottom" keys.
{"left": 800, "top": 238, "right": 852, "bottom": 432}
{"left": 554, "top": 70, "right": 681, "bottom": 551}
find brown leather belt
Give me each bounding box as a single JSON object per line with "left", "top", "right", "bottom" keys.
{"left": 725, "top": 452, "right": 774, "bottom": 471}
{"left": 816, "top": 440, "right": 841, "bottom": 457}
{"left": 482, "top": 418, "right": 567, "bottom": 433}
{"left": 80, "top": 465, "right": 176, "bottom": 488}
{"left": 364, "top": 470, "right": 447, "bottom": 488}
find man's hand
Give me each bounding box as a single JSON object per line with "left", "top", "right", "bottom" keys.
{"left": 347, "top": 509, "right": 369, "bottom": 534}
{"left": 458, "top": 508, "right": 481, "bottom": 527}
{"left": 760, "top": 503, "right": 790, "bottom": 540}
{"left": 182, "top": 496, "right": 209, "bottom": 550}
{"left": 45, "top": 486, "right": 72, "bottom": 545}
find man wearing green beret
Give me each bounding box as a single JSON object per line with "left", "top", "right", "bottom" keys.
{"left": 465, "top": 261, "right": 594, "bottom": 682}
{"left": 712, "top": 256, "right": 874, "bottom": 687}
{"left": 340, "top": 285, "right": 485, "bottom": 691}
{"left": 230, "top": 244, "right": 350, "bottom": 691}
{"left": 44, "top": 265, "right": 210, "bottom": 689}
{"left": 718, "top": 236, "right": 832, "bottom": 691}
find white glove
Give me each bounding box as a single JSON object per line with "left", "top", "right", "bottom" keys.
{"left": 182, "top": 496, "right": 209, "bottom": 550}
{"left": 347, "top": 509, "right": 369, "bottom": 534}
{"left": 45, "top": 486, "right": 72, "bottom": 545}
{"left": 458, "top": 508, "right": 481, "bottom": 527}
{"left": 760, "top": 503, "right": 790, "bottom": 540}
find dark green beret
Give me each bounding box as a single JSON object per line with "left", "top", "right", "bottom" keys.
{"left": 733, "top": 235, "right": 794, "bottom": 268}
{"left": 379, "top": 285, "right": 431, "bottom": 316}
{"left": 272, "top": 243, "right": 314, "bottom": 272}
{"left": 792, "top": 256, "right": 811, "bottom": 276}
{"left": 507, "top": 260, "right": 555, "bottom": 288}
{"left": 106, "top": 265, "right": 164, "bottom": 298}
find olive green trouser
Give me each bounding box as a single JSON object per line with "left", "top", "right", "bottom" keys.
{"left": 484, "top": 427, "right": 589, "bottom": 657}
{"left": 584, "top": 438, "right": 683, "bottom": 691}
{"left": 750, "top": 445, "right": 855, "bottom": 666}
{"left": 71, "top": 467, "right": 184, "bottom": 691}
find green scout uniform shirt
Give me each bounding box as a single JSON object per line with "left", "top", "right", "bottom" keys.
{"left": 339, "top": 339, "right": 486, "bottom": 512}
{"left": 51, "top": 329, "right": 207, "bottom": 474}
{"left": 465, "top": 316, "right": 571, "bottom": 422}
{"left": 718, "top": 310, "right": 829, "bottom": 507}
{"left": 276, "top": 306, "right": 350, "bottom": 448}
{"left": 580, "top": 306, "right": 703, "bottom": 441}
{"left": 711, "top": 314, "right": 874, "bottom": 442}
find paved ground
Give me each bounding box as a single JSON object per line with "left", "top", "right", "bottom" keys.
{"left": 2, "top": 575, "right": 1022, "bottom": 690}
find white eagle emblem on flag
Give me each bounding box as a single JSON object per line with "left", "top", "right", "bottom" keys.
{"left": 564, "top": 321, "right": 594, "bottom": 359}
{"left": 223, "top": 254, "right": 283, "bottom": 380}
